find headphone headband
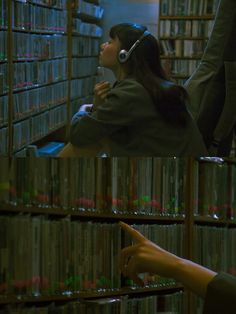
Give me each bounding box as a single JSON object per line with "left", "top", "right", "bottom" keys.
{"left": 118, "top": 30, "right": 151, "bottom": 63}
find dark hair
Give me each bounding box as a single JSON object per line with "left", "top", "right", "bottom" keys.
{"left": 110, "top": 23, "right": 189, "bottom": 126}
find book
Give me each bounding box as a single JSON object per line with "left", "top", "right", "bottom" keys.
{"left": 38, "top": 141, "right": 65, "bottom": 156}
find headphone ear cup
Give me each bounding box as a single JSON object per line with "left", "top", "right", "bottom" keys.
{"left": 118, "top": 31, "right": 150, "bottom": 64}
{"left": 118, "top": 49, "right": 128, "bottom": 63}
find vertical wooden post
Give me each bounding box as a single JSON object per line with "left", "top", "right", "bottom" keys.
{"left": 66, "top": 0, "right": 72, "bottom": 138}
{"left": 184, "top": 157, "right": 196, "bottom": 313}
{"left": 7, "top": 1, "right": 13, "bottom": 157}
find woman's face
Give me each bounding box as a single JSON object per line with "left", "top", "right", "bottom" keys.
{"left": 99, "top": 36, "right": 121, "bottom": 71}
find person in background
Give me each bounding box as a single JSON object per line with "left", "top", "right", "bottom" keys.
{"left": 59, "top": 23, "right": 207, "bottom": 157}
{"left": 119, "top": 221, "right": 236, "bottom": 314}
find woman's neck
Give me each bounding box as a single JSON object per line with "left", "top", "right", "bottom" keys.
{"left": 113, "top": 66, "right": 128, "bottom": 81}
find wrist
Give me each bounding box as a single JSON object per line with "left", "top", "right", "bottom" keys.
{"left": 173, "top": 258, "right": 217, "bottom": 297}
{"left": 159, "top": 253, "right": 183, "bottom": 280}
{"left": 172, "top": 257, "right": 189, "bottom": 281}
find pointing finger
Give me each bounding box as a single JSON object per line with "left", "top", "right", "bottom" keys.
{"left": 119, "top": 221, "right": 147, "bottom": 243}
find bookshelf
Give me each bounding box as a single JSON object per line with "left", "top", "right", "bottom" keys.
{"left": 158, "top": 0, "right": 219, "bottom": 85}
{"left": 0, "top": 156, "right": 235, "bottom": 312}
{"left": 0, "top": 157, "right": 189, "bottom": 313}
{"left": 0, "top": 0, "right": 9, "bottom": 156}
{"left": 0, "top": 0, "right": 103, "bottom": 157}
{"left": 188, "top": 157, "right": 236, "bottom": 313}
{"left": 70, "top": 0, "right": 102, "bottom": 122}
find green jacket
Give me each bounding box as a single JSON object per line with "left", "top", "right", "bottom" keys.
{"left": 70, "top": 78, "right": 207, "bottom": 156}
{"left": 203, "top": 272, "right": 236, "bottom": 314}
{"left": 185, "top": 0, "right": 236, "bottom": 155}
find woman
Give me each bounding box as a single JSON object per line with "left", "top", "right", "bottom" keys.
{"left": 60, "top": 23, "right": 207, "bottom": 156}
{"left": 119, "top": 221, "right": 236, "bottom": 314}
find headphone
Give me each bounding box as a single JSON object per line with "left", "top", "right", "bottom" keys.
{"left": 118, "top": 30, "right": 151, "bottom": 64}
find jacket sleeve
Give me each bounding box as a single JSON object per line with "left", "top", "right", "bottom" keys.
{"left": 203, "top": 272, "right": 236, "bottom": 314}
{"left": 69, "top": 80, "right": 149, "bottom": 147}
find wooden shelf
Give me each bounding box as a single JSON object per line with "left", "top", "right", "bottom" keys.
{"left": 12, "top": 56, "right": 68, "bottom": 62}
{"left": 13, "top": 100, "right": 67, "bottom": 124}
{"left": 12, "top": 79, "right": 68, "bottom": 95}
{"left": 0, "top": 284, "right": 183, "bottom": 305}
{"left": 12, "top": 28, "right": 67, "bottom": 35}
{"left": 0, "top": 122, "right": 8, "bottom": 128}
{"left": 194, "top": 216, "right": 236, "bottom": 227}
{"left": 0, "top": 204, "right": 185, "bottom": 224}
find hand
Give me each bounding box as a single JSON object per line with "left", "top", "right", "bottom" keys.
{"left": 119, "top": 222, "right": 180, "bottom": 286}
{"left": 93, "top": 81, "right": 111, "bottom": 108}
{"left": 120, "top": 222, "right": 217, "bottom": 297}
{"left": 79, "top": 104, "right": 93, "bottom": 112}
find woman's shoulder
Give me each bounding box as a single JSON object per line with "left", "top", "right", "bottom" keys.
{"left": 111, "top": 77, "right": 152, "bottom": 100}
{"left": 115, "top": 77, "right": 145, "bottom": 88}
{"left": 115, "top": 77, "right": 184, "bottom": 93}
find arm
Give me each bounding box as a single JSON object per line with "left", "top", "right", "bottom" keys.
{"left": 59, "top": 82, "right": 111, "bottom": 157}
{"left": 69, "top": 86, "right": 122, "bottom": 148}
{"left": 203, "top": 272, "right": 236, "bottom": 313}
{"left": 93, "top": 81, "right": 111, "bottom": 109}
{"left": 58, "top": 104, "right": 104, "bottom": 157}
{"left": 119, "top": 222, "right": 216, "bottom": 298}
{"left": 69, "top": 79, "right": 149, "bottom": 148}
